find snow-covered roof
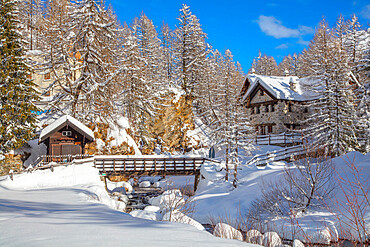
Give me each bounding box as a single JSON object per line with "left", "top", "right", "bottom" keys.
{"left": 242, "top": 74, "right": 313, "bottom": 102}
{"left": 39, "top": 115, "right": 94, "bottom": 142}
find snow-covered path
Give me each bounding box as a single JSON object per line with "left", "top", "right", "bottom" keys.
{"left": 0, "top": 165, "right": 253, "bottom": 246}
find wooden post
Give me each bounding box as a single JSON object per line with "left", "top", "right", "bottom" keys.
{"left": 183, "top": 158, "right": 186, "bottom": 171}
{"left": 113, "top": 159, "right": 116, "bottom": 173}
{"left": 93, "top": 158, "right": 96, "bottom": 168}
{"left": 134, "top": 159, "right": 136, "bottom": 172}
{"left": 164, "top": 159, "right": 167, "bottom": 178}
{"left": 174, "top": 159, "right": 176, "bottom": 172}
{"left": 193, "top": 159, "right": 196, "bottom": 173}
{"left": 194, "top": 172, "right": 200, "bottom": 192}
{"left": 124, "top": 159, "right": 126, "bottom": 172}
{"left": 102, "top": 160, "right": 105, "bottom": 173}
{"left": 143, "top": 159, "right": 146, "bottom": 172}
{"left": 284, "top": 133, "right": 286, "bottom": 147}
{"left": 268, "top": 134, "right": 271, "bottom": 145}
{"left": 154, "top": 159, "right": 157, "bottom": 172}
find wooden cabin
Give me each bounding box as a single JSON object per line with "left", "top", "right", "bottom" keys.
{"left": 39, "top": 115, "right": 94, "bottom": 156}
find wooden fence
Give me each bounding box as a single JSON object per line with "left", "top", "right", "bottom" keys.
{"left": 246, "top": 145, "right": 305, "bottom": 166}
{"left": 254, "top": 132, "right": 303, "bottom": 145}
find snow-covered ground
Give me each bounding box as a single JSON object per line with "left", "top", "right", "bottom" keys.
{"left": 0, "top": 163, "right": 253, "bottom": 247}
{"left": 193, "top": 151, "right": 370, "bottom": 244}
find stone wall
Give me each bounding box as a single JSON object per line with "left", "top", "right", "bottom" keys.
{"left": 248, "top": 100, "right": 309, "bottom": 134}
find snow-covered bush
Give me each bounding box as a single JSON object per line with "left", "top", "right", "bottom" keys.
{"left": 246, "top": 229, "right": 263, "bottom": 245}
{"left": 248, "top": 154, "right": 334, "bottom": 221}
{"left": 263, "top": 232, "right": 282, "bottom": 247}
{"left": 149, "top": 189, "right": 195, "bottom": 221}
{"left": 213, "top": 223, "right": 243, "bottom": 241}
{"left": 163, "top": 210, "right": 204, "bottom": 231}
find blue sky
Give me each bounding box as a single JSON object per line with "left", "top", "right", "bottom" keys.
{"left": 106, "top": 0, "right": 370, "bottom": 72}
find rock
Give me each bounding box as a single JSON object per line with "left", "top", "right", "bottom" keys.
{"left": 149, "top": 189, "right": 184, "bottom": 208}
{"left": 139, "top": 181, "right": 151, "bottom": 188}
{"left": 130, "top": 209, "right": 160, "bottom": 221}
{"left": 246, "top": 229, "right": 263, "bottom": 245}
{"left": 263, "top": 232, "right": 282, "bottom": 247}
{"left": 144, "top": 205, "right": 160, "bottom": 212}
{"left": 213, "top": 223, "right": 243, "bottom": 241}
{"left": 293, "top": 239, "right": 305, "bottom": 247}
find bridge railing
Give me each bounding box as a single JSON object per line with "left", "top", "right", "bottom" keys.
{"left": 93, "top": 157, "right": 218, "bottom": 174}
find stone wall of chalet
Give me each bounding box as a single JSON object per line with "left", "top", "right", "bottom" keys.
{"left": 248, "top": 100, "right": 309, "bottom": 134}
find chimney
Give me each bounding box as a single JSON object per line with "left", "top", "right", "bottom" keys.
{"left": 289, "top": 78, "right": 297, "bottom": 92}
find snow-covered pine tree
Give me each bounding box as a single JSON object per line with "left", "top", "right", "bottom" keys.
{"left": 356, "top": 34, "right": 370, "bottom": 152}
{"left": 39, "top": 0, "right": 72, "bottom": 100}
{"left": 277, "top": 54, "right": 295, "bottom": 76}
{"left": 173, "top": 4, "right": 208, "bottom": 99}
{"left": 160, "top": 22, "right": 176, "bottom": 85}
{"left": 300, "top": 19, "right": 359, "bottom": 156}
{"left": 125, "top": 13, "right": 166, "bottom": 150}
{"left": 249, "top": 52, "right": 278, "bottom": 76}
{"left": 18, "top": 0, "right": 45, "bottom": 50}
{"left": 0, "top": 0, "right": 39, "bottom": 152}
{"left": 202, "top": 50, "right": 253, "bottom": 183}
{"left": 51, "top": 0, "right": 121, "bottom": 121}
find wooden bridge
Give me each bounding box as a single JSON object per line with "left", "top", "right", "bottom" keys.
{"left": 14, "top": 155, "right": 220, "bottom": 190}
{"left": 93, "top": 156, "right": 215, "bottom": 176}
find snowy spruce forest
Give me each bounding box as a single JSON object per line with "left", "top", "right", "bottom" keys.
{"left": 0, "top": 0, "right": 369, "bottom": 246}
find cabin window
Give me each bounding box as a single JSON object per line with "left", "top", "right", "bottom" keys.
{"left": 304, "top": 107, "right": 308, "bottom": 113}
{"left": 44, "top": 72, "right": 51, "bottom": 80}
{"left": 256, "top": 106, "right": 260, "bottom": 114}
{"left": 251, "top": 108, "right": 255, "bottom": 114}
{"left": 286, "top": 103, "right": 292, "bottom": 112}
{"left": 265, "top": 105, "right": 269, "bottom": 112}
{"left": 260, "top": 90, "right": 264, "bottom": 96}
{"left": 62, "top": 131, "right": 72, "bottom": 137}
{"left": 271, "top": 104, "right": 275, "bottom": 112}
{"left": 268, "top": 125, "right": 273, "bottom": 133}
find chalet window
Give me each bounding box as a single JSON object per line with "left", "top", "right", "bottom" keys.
{"left": 304, "top": 107, "right": 308, "bottom": 113}
{"left": 44, "top": 72, "right": 51, "bottom": 80}
{"left": 62, "top": 131, "right": 72, "bottom": 137}
{"left": 265, "top": 105, "right": 269, "bottom": 112}
{"left": 260, "top": 90, "right": 264, "bottom": 96}
{"left": 260, "top": 126, "right": 266, "bottom": 135}
{"left": 256, "top": 106, "right": 260, "bottom": 114}
{"left": 271, "top": 104, "right": 275, "bottom": 112}
{"left": 251, "top": 108, "right": 255, "bottom": 114}
{"left": 268, "top": 125, "right": 273, "bottom": 133}
{"left": 288, "top": 103, "right": 292, "bottom": 112}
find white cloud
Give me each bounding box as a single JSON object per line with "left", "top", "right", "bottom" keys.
{"left": 297, "top": 38, "right": 310, "bottom": 46}
{"left": 256, "top": 15, "right": 314, "bottom": 40}
{"left": 361, "top": 5, "right": 370, "bottom": 20}
{"left": 298, "top": 25, "right": 315, "bottom": 35}
{"left": 275, "top": 43, "right": 289, "bottom": 49}
{"left": 257, "top": 16, "right": 300, "bottom": 38}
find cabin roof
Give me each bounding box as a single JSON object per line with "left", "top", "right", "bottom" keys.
{"left": 39, "top": 115, "right": 95, "bottom": 142}
{"left": 242, "top": 74, "right": 316, "bottom": 102}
